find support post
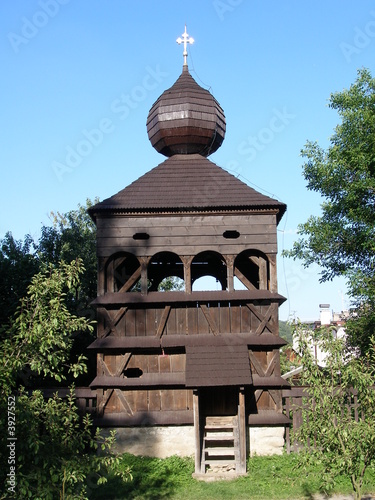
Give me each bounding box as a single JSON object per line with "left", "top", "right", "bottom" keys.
{"left": 268, "top": 254, "right": 277, "bottom": 293}
{"left": 193, "top": 389, "right": 201, "bottom": 474}
{"left": 226, "top": 255, "right": 235, "bottom": 292}
{"left": 239, "top": 387, "right": 246, "bottom": 473}
{"left": 140, "top": 257, "right": 148, "bottom": 295}
{"left": 182, "top": 256, "right": 193, "bottom": 294}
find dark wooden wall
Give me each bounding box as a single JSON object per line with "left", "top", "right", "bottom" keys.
{"left": 95, "top": 213, "right": 278, "bottom": 258}
{"left": 91, "top": 209, "right": 286, "bottom": 426}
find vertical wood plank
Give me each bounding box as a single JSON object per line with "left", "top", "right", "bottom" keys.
{"left": 269, "top": 254, "right": 277, "bottom": 293}
{"left": 125, "top": 308, "right": 136, "bottom": 336}
{"left": 182, "top": 256, "right": 193, "bottom": 294}
{"left": 148, "top": 390, "right": 161, "bottom": 411}
{"left": 106, "top": 258, "right": 114, "bottom": 293}
{"left": 231, "top": 305, "right": 241, "bottom": 333}
{"left": 193, "top": 390, "right": 201, "bottom": 474}
{"left": 187, "top": 305, "right": 198, "bottom": 335}
{"left": 220, "top": 303, "right": 230, "bottom": 334}
{"left": 161, "top": 389, "right": 174, "bottom": 410}
{"left": 166, "top": 307, "right": 176, "bottom": 335}
{"left": 146, "top": 308, "right": 156, "bottom": 336}
{"left": 239, "top": 389, "right": 246, "bottom": 473}
{"left": 187, "top": 389, "right": 193, "bottom": 410}
{"left": 226, "top": 255, "right": 235, "bottom": 292}
{"left": 134, "top": 390, "right": 148, "bottom": 412}
{"left": 175, "top": 306, "right": 185, "bottom": 335}
{"left": 285, "top": 395, "right": 291, "bottom": 454}
{"left": 241, "top": 304, "right": 251, "bottom": 333}
{"left": 148, "top": 354, "right": 159, "bottom": 373}
{"left": 135, "top": 308, "right": 146, "bottom": 337}
{"left": 98, "top": 257, "right": 107, "bottom": 296}
{"left": 261, "top": 257, "right": 268, "bottom": 290}
{"left": 197, "top": 306, "right": 210, "bottom": 334}
{"left": 174, "top": 389, "right": 188, "bottom": 410}
{"left": 171, "top": 353, "right": 185, "bottom": 372}
{"left": 159, "top": 353, "right": 171, "bottom": 373}
{"left": 140, "top": 257, "right": 148, "bottom": 295}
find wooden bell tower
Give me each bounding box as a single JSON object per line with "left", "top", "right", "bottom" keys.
{"left": 88, "top": 29, "right": 289, "bottom": 476}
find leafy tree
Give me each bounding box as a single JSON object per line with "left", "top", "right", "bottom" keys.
{"left": 158, "top": 276, "right": 185, "bottom": 291}
{"left": 38, "top": 199, "right": 99, "bottom": 383}
{"left": 292, "top": 322, "right": 375, "bottom": 500}
{"left": 0, "top": 232, "right": 39, "bottom": 333}
{"left": 0, "top": 259, "right": 91, "bottom": 392}
{"left": 0, "top": 260, "right": 131, "bottom": 499}
{"left": 284, "top": 68, "right": 375, "bottom": 353}
{"left": 279, "top": 320, "right": 293, "bottom": 344}
{"left": 37, "top": 198, "right": 98, "bottom": 312}
{"left": 0, "top": 199, "right": 98, "bottom": 336}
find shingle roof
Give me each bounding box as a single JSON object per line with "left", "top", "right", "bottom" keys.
{"left": 185, "top": 336, "right": 253, "bottom": 387}
{"left": 89, "top": 154, "right": 286, "bottom": 222}
{"left": 146, "top": 67, "right": 226, "bottom": 157}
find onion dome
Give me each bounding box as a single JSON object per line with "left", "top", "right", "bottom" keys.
{"left": 146, "top": 28, "right": 226, "bottom": 157}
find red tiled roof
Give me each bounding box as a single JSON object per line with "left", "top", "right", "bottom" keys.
{"left": 90, "top": 154, "right": 286, "bottom": 222}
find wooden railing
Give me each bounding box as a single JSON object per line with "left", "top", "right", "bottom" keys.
{"left": 41, "top": 387, "right": 97, "bottom": 415}
{"left": 282, "top": 386, "right": 375, "bottom": 454}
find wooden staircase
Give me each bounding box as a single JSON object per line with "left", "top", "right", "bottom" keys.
{"left": 201, "top": 416, "right": 241, "bottom": 474}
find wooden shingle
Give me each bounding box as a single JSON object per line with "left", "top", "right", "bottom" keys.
{"left": 89, "top": 154, "right": 286, "bottom": 223}
{"left": 185, "top": 338, "right": 252, "bottom": 387}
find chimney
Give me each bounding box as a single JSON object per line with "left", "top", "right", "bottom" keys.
{"left": 319, "top": 304, "right": 331, "bottom": 325}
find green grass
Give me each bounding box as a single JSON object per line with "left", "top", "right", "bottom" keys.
{"left": 89, "top": 453, "right": 375, "bottom": 500}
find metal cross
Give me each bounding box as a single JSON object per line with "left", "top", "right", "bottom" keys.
{"left": 176, "top": 25, "right": 194, "bottom": 66}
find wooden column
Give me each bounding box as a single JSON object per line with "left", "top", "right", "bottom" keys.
{"left": 182, "top": 256, "right": 193, "bottom": 294}
{"left": 193, "top": 389, "right": 201, "bottom": 474}
{"left": 226, "top": 255, "right": 235, "bottom": 292}
{"left": 268, "top": 254, "right": 277, "bottom": 293}
{"left": 259, "top": 257, "right": 268, "bottom": 290}
{"left": 140, "top": 257, "right": 148, "bottom": 295}
{"left": 238, "top": 387, "right": 246, "bottom": 473}
{"left": 98, "top": 257, "right": 107, "bottom": 296}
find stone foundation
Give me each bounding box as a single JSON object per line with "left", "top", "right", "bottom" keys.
{"left": 104, "top": 425, "right": 285, "bottom": 458}
{"left": 249, "top": 427, "right": 285, "bottom": 456}
{"left": 105, "top": 426, "right": 195, "bottom": 458}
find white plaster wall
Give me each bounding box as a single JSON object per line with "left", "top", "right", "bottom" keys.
{"left": 105, "top": 426, "right": 195, "bottom": 458}
{"left": 104, "top": 425, "right": 286, "bottom": 459}
{"left": 249, "top": 427, "right": 285, "bottom": 456}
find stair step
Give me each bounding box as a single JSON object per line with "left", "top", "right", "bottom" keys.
{"left": 202, "top": 414, "right": 242, "bottom": 475}
{"left": 205, "top": 416, "right": 236, "bottom": 424}
{"left": 204, "top": 423, "right": 235, "bottom": 430}
{"left": 204, "top": 447, "right": 238, "bottom": 456}
{"left": 204, "top": 459, "right": 237, "bottom": 466}
{"left": 204, "top": 435, "right": 234, "bottom": 442}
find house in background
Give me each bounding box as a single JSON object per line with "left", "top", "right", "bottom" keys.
{"left": 283, "top": 304, "right": 350, "bottom": 380}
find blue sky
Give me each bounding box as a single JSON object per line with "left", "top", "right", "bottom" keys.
{"left": 1, "top": 0, "right": 375, "bottom": 321}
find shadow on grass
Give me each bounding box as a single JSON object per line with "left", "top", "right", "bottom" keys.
{"left": 301, "top": 481, "right": 319, "bottom": 500}
{"left": 89, "top": 454, "right": 194, "bottom": 500}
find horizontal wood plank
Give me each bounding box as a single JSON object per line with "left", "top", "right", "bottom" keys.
{"left": 96, "top": 214, "right": 277, "bottom": 230}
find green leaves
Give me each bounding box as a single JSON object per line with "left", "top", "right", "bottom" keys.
{"left": 293, "top": 322, "right": 375, "bottom": 500}
{"left": 0, "top": 260, "right": 131, "bottom": 498}
{"left": 0, "top": 387, "right": 131, "bottom": 499}
{"left": 284, "top": 68, "right": 375, "bottom": 355}
{"left": 0, "top": 259, "right": 93, "bottom": 398}
{"left": 286, "top": 68, "right": 375, "bottom": 276}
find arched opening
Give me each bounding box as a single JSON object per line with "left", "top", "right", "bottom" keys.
{"left": 193, "top": 276, "right": 222, "bottom": 291}
{"left": 105, "top": 252, "right": 141, "bottom": 293}
{"left": 148, "top": 252, "right": 184, "bottom": 292}
{"left": 234, "top": 250, "right": 269, "bottom": 290}
{"left": 191, "top": 251, "right": 227, "bottom": 291}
